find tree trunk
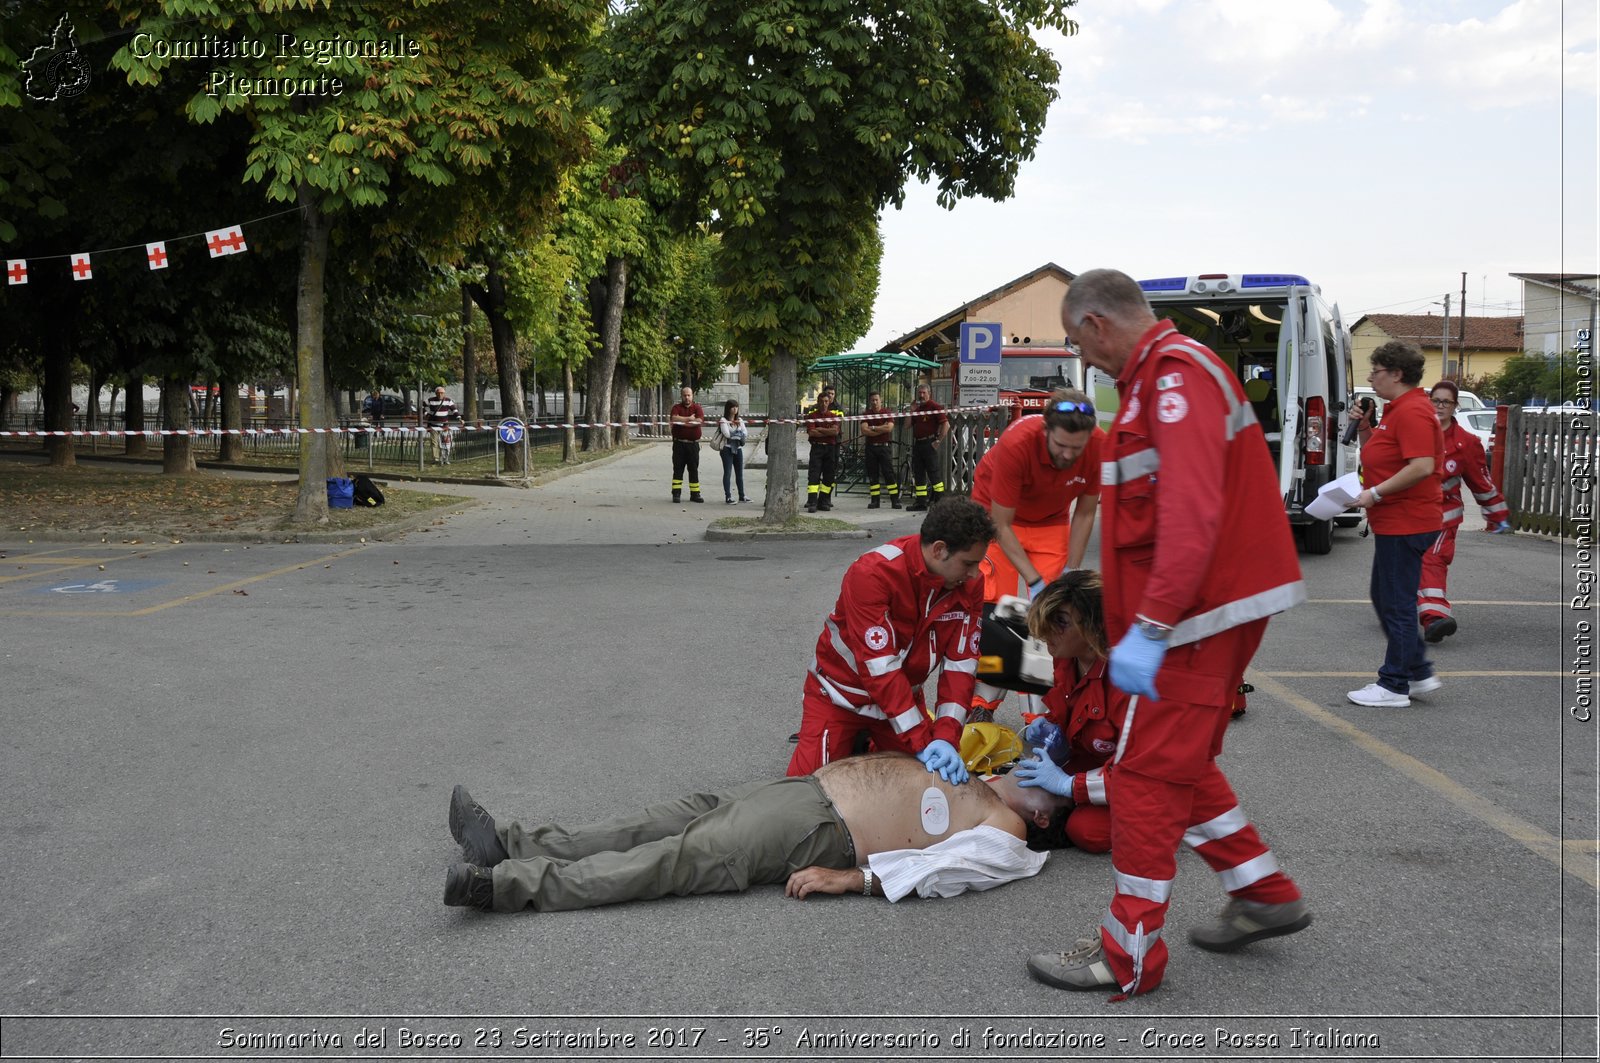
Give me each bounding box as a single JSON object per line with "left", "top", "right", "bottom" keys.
{"left": 124, "top": 372, "right": 147, "bottom": 456}
{"left": 582, "top": 255, "right": 628, "bottom": 453}
{"left": 219, "top": 372, "right": 243, "bottom": 462}
{"left": 466, "top": 261, "right": 526, "bottom": 474}
{"left": 562, "top": 359, "right": 577, "bottom": 462}
{"left": 762, "top": 346, "right": 799, "bottom": 521}
{"left": 610, "top": 362, "right": 632, "bottom": 448}
{"left": 42, "top": 323, "right": 74, "bottom": 466}
{"left": 86, "top": 367, "right": 104, "bottom": 431}
{"left": 292, "top": 184, "right": 333, "bottom": 523}
{"left": 461, "top": 282, "right": 478, "bottom": 421}
{"left": 0, "top": 385, "right": 15, "bottom": 429}
{"left": 160, "top": 375, "right": 196, "bottom": 473}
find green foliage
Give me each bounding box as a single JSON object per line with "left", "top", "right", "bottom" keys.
{"left": 1482, "top": 353, "right": 1586, "bottom": 406}
{"left": 592, "top": 0, "right": 1075, "bottom": 367}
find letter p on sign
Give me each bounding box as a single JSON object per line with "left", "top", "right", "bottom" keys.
{"left": 960, "top": 322, "right": 1002, "bottom": 364}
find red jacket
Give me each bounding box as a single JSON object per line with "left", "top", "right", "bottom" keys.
{"left": 1101, "top": 321, "right": 1305, "bottom": 705}
{"left": 970, "top": 415, "right": 1105, "bottom": 527}
{"left": 1040, "top": 656, "right": 1130, "bottom": 807}
{"left": 809, "top": 534, "right": 982, "bottom": 748}
{"left": 1360, "top": 388, "right": 1443, "bottom": 535}
{"left": 1440, "top": 420, "right": 1508, "bottom": 529}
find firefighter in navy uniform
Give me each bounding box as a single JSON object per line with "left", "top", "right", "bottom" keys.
{"left": 805, "top": 385, "right": 844, "bottom": 512}
{"left": 904, "top": 381, "right": 949, "bottom": 511}
{"left": 669, "top": 385, "right": 706, "bottom": 503}
{"left": 861, "top": 390, "right": 899, "bottom": 509}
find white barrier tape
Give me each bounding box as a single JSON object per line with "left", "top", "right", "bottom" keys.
{"left": 0, "top": 405, "right": 1004, "bottom": 438}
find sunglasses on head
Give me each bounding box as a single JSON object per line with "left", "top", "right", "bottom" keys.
{"left": 1052, "top": 400, "right": 1094, "bottom": 415}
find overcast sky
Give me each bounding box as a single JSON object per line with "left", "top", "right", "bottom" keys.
{"left": 864, "top": 0, "right": 1598, "bottom": 349}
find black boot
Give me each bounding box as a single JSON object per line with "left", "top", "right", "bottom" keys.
{"left": 868, "top": 497, "right": 880, "bottom": 509}
{"left": 805, "top": 498, "right": 818, "bottom": 513}
{"left": 906, "top": 498, "right": 927, "bottom": 512}
{"left": 672, "top": 492, "right": 681, "bottom": 503}
{"left": 890, "top": 496, "right": 902, "bottom": 509}
{"left": 818, "top": 497, "right": 833, "bottom": 511}
{"left": 443, "top": 863, "right": 496, "bottom": 910}
{"left": 449, "top": 785, "right": 509, "bottom": 867}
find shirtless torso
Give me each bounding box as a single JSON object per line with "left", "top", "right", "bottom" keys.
{"left": 814, "top": 752, "right": 1025, "bottom": 858}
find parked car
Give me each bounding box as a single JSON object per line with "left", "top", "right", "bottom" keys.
{"left": 1457, "top": 408, "right": 1497, "bottom": 453}
{"left": 362, "top": 394, "right": 415, "bottom": 418}
{"left": 1455, "top": 389, "right": 1487, "bottom": 412}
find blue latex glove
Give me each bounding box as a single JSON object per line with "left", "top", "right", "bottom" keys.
{"left": 917, "top": 739, "right": 969, "bottom": 785}
{"left": 1021, "top": 717, "right": 1060, "bottom": 747}
{"left": 1109, "top": 625, "right": 1167, "bottom": 700}
{"left": 1027, "top": 577, "right": 1046, "bottom": 599}
{"left": 1013, "top": 748, "right": 1075, "bottom": 797}
{"left": 1489, "top": 520, "right": 1512, "bottom": 534}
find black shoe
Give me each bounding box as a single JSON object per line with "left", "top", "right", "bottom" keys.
{"left": 739, "top": 497, "right": 750, "bottom": 503}
{"left": 805, "top": 500, "right": 817, "bottom": 513}
{"left": 906, "top": 499, "right": 927, "bottom": 512}
{"left": 449, "top": 785, "right": 509, "bottom": 867}
{"left": 690, "top": 494, "right": 704, "bottom": 503}
{"left": 1423, "top": 616, "right": 1457, "bottom": 643}
{"left": 818, "top": 500, "right": 832, "bottom": 511}
{"left": 787, "top": 732, "right": 800, "bottom": 744}
{"left": 868, "top": 498, "right": 880, "bottom": 510}
{"left": 890, "top": 498, "right": 902, "bottom": 509}
{"left": 672, "top": 492, "right": 681, "bottom": 503}
{"left": 443, "top": 863, "right": 496, "bottom": 910}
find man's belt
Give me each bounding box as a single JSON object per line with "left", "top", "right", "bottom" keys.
{"left": 864, "top": 441, "right": 891, "bottom": 447}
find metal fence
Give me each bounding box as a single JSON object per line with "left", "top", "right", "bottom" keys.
{"left": 1500, "top": 406, "right": 1596, "bottom": 537}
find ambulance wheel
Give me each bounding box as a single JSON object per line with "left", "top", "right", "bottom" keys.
{"left": 1301, "top": 518, "right": 1333, "bottom": 555}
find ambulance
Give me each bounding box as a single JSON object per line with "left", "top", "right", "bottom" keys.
{"left": 1086, "top": 273, "right": 1355, "bottom": 554}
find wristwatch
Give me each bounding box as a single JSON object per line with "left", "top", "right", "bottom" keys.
{"left": 861, "top": 867, "right": 874, "bottom": 896}
{"left": 1134, "top": 615, "right": 1174, "bottom": 642}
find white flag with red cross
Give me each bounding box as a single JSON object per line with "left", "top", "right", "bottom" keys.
{"left": 70, "top": 253, "right": 92, "bottom": 281}
{"left": 5, "top": 259, "right": 26, "bottom": 285}
{"left": 204, "top": 226, "right": 247, "bottom": 258}
{"left": 146, "top": 242, "right": 169, "bottom": 270}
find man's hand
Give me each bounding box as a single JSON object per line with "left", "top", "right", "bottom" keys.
{"left": 1013, "top": 749, "right": 1075, "bottom": 798}
{"left": 785, "top": 866, "right": 861, "bottom": 899}
{"left": 1021, "top": 717, "right": 1060, "bottom": 747}
{"left": 917, "top": 739, "right": 969, "bottom": 785}
{"left": 1109, "top": 626, "right": 1167, "bottom": 699}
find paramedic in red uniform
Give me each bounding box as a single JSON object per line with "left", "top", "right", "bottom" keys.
{"left": 785, "top": 498, "right": 994, "bottom": 785}
{"left": 1009, "top": 570, "right": 1129, "bottom": 854}
{"left": 967, "top": 387, "right": 1104, "bottom": 721}
{"left": 1026, "top": 269, "right": 1311, "bottom": 998}
{"left": 669, "top": 386, "right": 706, "bottom": 503}
{"left": 1346, "top": 341, "right": 1444, "bottom": 709}
{"left": 1417, "top": 379, "right": 1512, "bottom": 642}
{"left": 904, "top": 382, "right": 949, "bottom": 510}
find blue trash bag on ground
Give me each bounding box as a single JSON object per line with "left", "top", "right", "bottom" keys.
{"left": 326, "top": 477, "right": 354, "bottom": 509}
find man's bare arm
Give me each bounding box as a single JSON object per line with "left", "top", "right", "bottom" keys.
{"left": 786, "top": 866, "right": 873, "bottom": 899}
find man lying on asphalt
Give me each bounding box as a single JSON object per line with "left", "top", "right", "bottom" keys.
{"left": 443, "top": 752, "right": 1073, "bottom": 912}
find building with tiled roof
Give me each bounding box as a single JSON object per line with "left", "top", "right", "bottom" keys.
{"left": 1350, "top": 313, "right": 1526, "bottom": 385}
{"left": 1509, "top": 273, "right": 1598, "bottom": 355}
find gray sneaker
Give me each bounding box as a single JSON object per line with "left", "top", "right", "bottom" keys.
{"left": 1189, "top": 897, "right": 1312, "bottom": 953}
{"left": 1026, "top": 937, "right": 1119, "bottom": 991}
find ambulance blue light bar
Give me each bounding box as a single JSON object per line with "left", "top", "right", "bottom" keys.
{"left": 1240, "top": 274, "right": 1310, "bottom": 288}
{"left": 1138, "top": 277, "right": 1188, "bottom": 292}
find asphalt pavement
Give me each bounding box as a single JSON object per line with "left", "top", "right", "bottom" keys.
{"left": 0, "top": 441, "right": 1594, "bottom": 1062}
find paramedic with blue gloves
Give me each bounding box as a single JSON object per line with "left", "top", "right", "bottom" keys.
{"left": 1026, "top": 269, "right": 1311, "bottom": 1000}
{"left": 786, "top": 499, "right": 994, "bottom": 781}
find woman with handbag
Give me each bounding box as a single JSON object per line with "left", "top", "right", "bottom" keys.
{"left": 718, "top": 399, "right": 750, "bottom": 504}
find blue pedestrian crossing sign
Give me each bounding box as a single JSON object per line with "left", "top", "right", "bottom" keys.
{"left": 960, "top": 322, "right": 1003, "bottom": 364}
{"left": 497, "top": 418, "right": 525, "bottom": 445}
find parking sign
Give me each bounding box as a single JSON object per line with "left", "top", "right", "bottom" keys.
{"left": 960, "top": 322, "right": 1002, "bottom": 364}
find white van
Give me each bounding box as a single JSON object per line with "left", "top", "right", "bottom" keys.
{"left": 1086, "top": 273, "right": 1355, "bottom": 554}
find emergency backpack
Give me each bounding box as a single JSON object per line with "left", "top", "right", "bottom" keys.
{"left": 352, "top": 473, "right": 385, "bottom": 507}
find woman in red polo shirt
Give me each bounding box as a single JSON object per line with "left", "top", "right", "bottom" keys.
{"left": 1008, "top": 570, "right": 1129, "bottom": 852}
{"left": 1347, "top": 341, "right": 1444, "bottom": 709}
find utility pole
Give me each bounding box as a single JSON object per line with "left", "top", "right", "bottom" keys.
{"left": 1459, "top": 272, "right": 1468, "bottom": 380}
{"left": 1442, "top": 293, "right": 1450, "bottom": 378}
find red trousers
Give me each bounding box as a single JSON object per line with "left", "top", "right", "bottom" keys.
{"left": 1417, "top": 526, "right": 1456, "bottom": 624}
{"left": 1098, "top": 620, "right": 1300, "bottom": 997}
{"left": 1066, "top": 803, "right": 1111, "bottom": 853}
{"left": 786, "top": 676, "right": 920, "bottom": 777}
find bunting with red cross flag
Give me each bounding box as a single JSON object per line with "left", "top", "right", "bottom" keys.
{"left": 5, "top": 259, "right": 26, "bottom": 285}
{"left": 204, "top": 226, "right": 248, "bottom": 258}
{"left": 146, "top": 242, "right": 168, "bottom": 270}
{"left": 70, "top": 253, "right": 92, "bottom": 281}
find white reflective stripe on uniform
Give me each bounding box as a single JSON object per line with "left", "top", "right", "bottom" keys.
{"left": 824, "top": 617, "right": 859, "bottom": 670}
{"left": 887, "top": 704, "right": 925, "bottom": 735}
{"left": 1441, "top": 506, "right": 1464, "bottom": 523}
{"left": 934, "top": 701, "right": 966, "bottom": 721}
{"left": 1182, "top": 805, "right": 1248, "bottom": 849}
{"left": 1415, "top": 602, "right": 1453, "bottom": 617}
{"left": 1167, "top": 580, "right": 1307, "bottom": 647}
{"left": 1101, "top": 911, "right": 1163, "bottom": 959}
{"left": 809, "top": 666, "right": 882, "bottom": 715}
{"left": 871, "top": 543, "right": 904, "bottom": 561}
{"left": 1102, "top": 447, "right": 1161, "bottom": 485}
{"left": 1417, "top": 586, "right": 1447, "bottom": 599}
{"left": 865, "top": 654, "right": 903, "bottom": 676}
{"left": 1111, "top": 695, "right": 1139, "bottom": 764}
{"left": 941, "top": 656, "right": 977, "bottom": 675}
{"left": 1217, "top": 850, "right": 1281, "bottom": 892}
{"left": 1481, "top": 499, "right": 1509, "bottom": 516}
{"left": 1114, "top": 869, "right": 1173, "bottom": 903}
{"left": 1165, "top": 338, "right": 1256, "bottom": 439}
{"left": 1083, "top": 767, "right": 1107, "bottom": 805}
{"left": 1441, "top": 475, "right": 1462, "bottom": 491}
